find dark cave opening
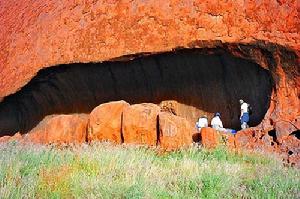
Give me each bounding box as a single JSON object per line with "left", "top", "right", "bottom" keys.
{"left": 290, "top": 130, "right": 300, "bottom": 140}
{"left": 268, "top": 129, "right": 278, "bottom": 143}
{"left": 0, "top": 49, "right": 273, "bottom": 135}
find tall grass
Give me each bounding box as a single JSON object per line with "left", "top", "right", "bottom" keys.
{"left": 0, "top": 141, "right": 299, "bottom": 199}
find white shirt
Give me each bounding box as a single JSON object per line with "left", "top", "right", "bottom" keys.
{"left": 241, "top": 102, "right": 248, "bottom": 114}
{"left": 211, "top": 116, "right": 223, "bottom": 128}
{"left": 197, "top": 117, "right": 208, "bottom": 128}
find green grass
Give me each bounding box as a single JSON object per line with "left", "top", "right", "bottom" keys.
{"left": 0, "top": 141, "right": 299, "bottom": 199}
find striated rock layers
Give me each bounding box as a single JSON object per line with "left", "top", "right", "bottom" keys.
{"left": 0, "top": 1, "right": 299, "bottom": 164}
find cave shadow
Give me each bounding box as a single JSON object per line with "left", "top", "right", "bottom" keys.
{"left": 0, "top": 49, "right": 273, "bottom": 135}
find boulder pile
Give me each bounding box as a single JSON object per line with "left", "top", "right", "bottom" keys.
{"left": 201, "top": 127, "right": 300, "bottom": 168}
{"left": 1, "top": 100, "right": 299, "bottom": 167}
{"left": 0, "top": 101, "right": 197, "bottom": 151}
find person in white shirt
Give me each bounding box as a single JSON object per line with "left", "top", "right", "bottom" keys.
{"left": 211, "top": 112, "right": 227, "bottom": 132}
{"left": 196, "top": 115, "right": 208, "bottom": 131}
{"left": 239, "top": 99, "right": 250, "bottom": 129}
{"left": 209, "top": 112, "right": 237, "bottom": 134}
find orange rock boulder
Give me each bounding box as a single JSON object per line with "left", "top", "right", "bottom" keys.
{"left": 87, "top": 100, "right": 129, "bottom": 143}
{"left": 122, "top": 103, "right": 160, "bottom": 146}
{"left": 0, "top": 133, "right": 22, "bottom": 143}
{"left": 158, "top": 112, "right": 194, "bottom": 151}
{"left": 200, "top": 127, "right": 235, "bottom": 149}
{"left": 235, "top": 128, "right": 280, "bottom": 154}
{"left": 234, "top": 128, "right": 257, "bottom": 150}
{"left": 275, "top": 121, "right": 298, "bottom": 142}
{"left": 24, "top": 114, "right": 88, "bottom": 144}
{"left": 280, "top": 134, "right": 300, "bottom": 168}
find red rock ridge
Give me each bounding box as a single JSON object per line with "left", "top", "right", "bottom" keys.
{"left": 0, "top": 0, "right": 299, "bottom": 99}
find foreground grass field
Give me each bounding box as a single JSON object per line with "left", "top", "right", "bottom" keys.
{"left": 0, "top": 142, "right": 299, "bottom": 199}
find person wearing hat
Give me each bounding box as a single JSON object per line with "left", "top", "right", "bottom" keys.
{"left": 196, "top": 115, "right": 208, "bottom": 131}
{"left": 239, "top": 99, "right": 250, "bottom": 129}
{"left": 211, "top": 112, "right": 226, "bottom": 132}
{"left": 211, "top": 112, "right": 237, "bottom": 134}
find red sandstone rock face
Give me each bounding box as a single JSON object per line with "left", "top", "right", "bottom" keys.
{"left": 159, "top": 100, "right": 217, "bottom": 127}
{"left": 280, "top": 135, "right": 300, "bottom": 167}
{"left": 235, "top": 128, "right": 279, "bottom": 153}
{"left": 200, "top": 127, "right": 235, "bottom": 149}
{"left": 88, "top": 100, "right": 129, "bottom": 143}
{"left": 0, "top": 0, "right": 299, "bottom": 100}
{"left": 24, "top": 114, "right": 88, "bottom": 144}
{"left": 275, "top": 121, "right": 298, "bottom": 142}
{"left": 0, "top": 1, "right": 298, "bottom": 139}
{"left": 158, "top": 112, "right": 195, "bottom": 151}
{"left": 122, "top": 103, "right": 160, "bottom": 146}
{"left": 200, "top": 127, "right": 219, "bottom": 149}
{"left": 234, "top": 128, "right": 257, "bottom": 150}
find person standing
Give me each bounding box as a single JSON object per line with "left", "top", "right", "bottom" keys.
{"left": 239, "top": 99, "right": 250, "bottom": 129}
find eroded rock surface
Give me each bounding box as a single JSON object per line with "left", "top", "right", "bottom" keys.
{"left": 88, "top": 100, "right": 129, "bottom": 143}
{"left": 280, "top": 134, "right": 300, "bottom": 167}
{"left": 122, "top": 103, "right": 160, "bottom": 146}
{"left": 24, "top": 114, "right": 88, "bottom": 144}
{"left": 200, "top": 127, "right": 219, "bottom": 149}
{"left": 0, "top": 1, "right": 299, "bottom": 136}
{"left": 159, "top": 112, "right": 195, "bottom": 151}
{"left": 0, "top": 0, "right": 299, "bottom": 100}
{"left": 200, "top": 127, "right": 235, "bottom": 149}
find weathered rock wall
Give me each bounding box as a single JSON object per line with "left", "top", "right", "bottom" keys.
{"left": 0, "top": 0, "right": 299, "bottom": 99}
{"left": 0, "top": 50, "right": 273, "bottom": 135}
{"left": 0, "top": 0, "right": 299, "bottom": 152}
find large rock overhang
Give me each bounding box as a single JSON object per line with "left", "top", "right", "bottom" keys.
{"left": 0, "top": 47, "right": 275, "bottom": 134}
{"left": 0, "top": 0, "right": 299, "bottom": 138}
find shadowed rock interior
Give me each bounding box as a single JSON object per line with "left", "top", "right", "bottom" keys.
{"left": 0, "top": 49, "right": 273, "bottom": 135}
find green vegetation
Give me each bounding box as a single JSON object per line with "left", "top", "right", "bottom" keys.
{"left": 0, "top": 141, "right": 299, "bottom": 199}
